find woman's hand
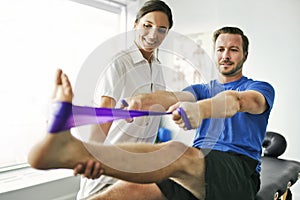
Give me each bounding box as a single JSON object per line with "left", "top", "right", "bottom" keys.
{"left": 73, "top": 160, "right": 104, "bottom": 179}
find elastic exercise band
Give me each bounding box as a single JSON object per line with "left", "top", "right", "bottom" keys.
{"left": 47, "top": 102, "right": 172, "bottom": 133}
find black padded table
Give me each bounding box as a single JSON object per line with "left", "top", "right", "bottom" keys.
{"left": 256, "top": 157, "right": 300, "bottom": 200}
{"left": 255, "top": 132, "right": 300, "bottom": 200}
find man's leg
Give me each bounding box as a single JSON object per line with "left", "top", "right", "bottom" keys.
{"left": 88, "top": 181, "right": 166, "bottom": 200}
{"left": 27, "top": 69, "right": 206, "bottom": 199}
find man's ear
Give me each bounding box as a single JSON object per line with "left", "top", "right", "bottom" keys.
{"left": 243, "top": 52, "right": 248, "bottom": 62}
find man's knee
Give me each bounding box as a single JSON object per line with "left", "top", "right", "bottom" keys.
{"left": 163, "top": 141, "right": 205, "bottom": 176}
{"left": 181, "top": 146, "right": 205, "bottom": 176}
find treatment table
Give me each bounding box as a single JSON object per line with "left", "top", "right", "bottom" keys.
{"left": 256, "top": 131, "right": 300, "bottom": 200}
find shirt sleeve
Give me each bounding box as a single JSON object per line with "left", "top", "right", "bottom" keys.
{"left": 95, "top": 60, "right": 126, "bottom": 104}
{"left": 182, "top": 84, "right": 211, "bottom": 101}
{"left": 247, "top": 81, "right": 275, "bottom": 112}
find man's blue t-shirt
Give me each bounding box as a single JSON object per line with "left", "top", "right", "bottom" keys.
{"left": 183, "top": 76, "right": 275, "bottom": 171}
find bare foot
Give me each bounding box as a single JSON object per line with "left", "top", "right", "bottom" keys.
{"left": 28, "top": 69, "right": 91, "bottom": 170}
{"left": 52, "top": 69, "right": 73, "bottom": 103}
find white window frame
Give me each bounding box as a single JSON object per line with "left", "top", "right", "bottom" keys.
{"left": 0, "top": 0, "right": 129, "bottom": 194}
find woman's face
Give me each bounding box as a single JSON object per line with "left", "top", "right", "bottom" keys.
{"left": 134, "top": 11, "right": 169, "bottom": 53}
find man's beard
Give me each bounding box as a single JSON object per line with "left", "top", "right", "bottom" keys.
{"left": 220, "top": 61, "right": 244, "bottom": 76}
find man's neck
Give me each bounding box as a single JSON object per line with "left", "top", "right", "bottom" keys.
{"left": 218, "top": 74, "right": 243, "bottom": 84}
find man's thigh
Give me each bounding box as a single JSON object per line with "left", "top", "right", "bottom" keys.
{"left": 89, "top": 180, "right": 167, "bottom": 200}
{"left": 204, "top": 150, "right": 259, "bottom": 200}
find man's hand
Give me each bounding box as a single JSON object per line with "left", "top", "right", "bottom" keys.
{"left": 122, "top": 94, "right": 166, "bottom": 123}
{"left": 73, "top": 160, "right": 104, "bottom": 179}
{"left": 168, "top": 102, "right": 202, "bottom": 130}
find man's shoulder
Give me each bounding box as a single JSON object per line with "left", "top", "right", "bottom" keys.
{"left": 241, "top": 77, "right": 274, "bottom": 89}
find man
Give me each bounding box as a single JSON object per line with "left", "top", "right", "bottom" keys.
{"left": 28, "top": 26, "right": 275, "bottom": 200}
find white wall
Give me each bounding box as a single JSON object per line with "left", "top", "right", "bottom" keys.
{"left": 160, "top": 0, "right": 300, "bottom": 197}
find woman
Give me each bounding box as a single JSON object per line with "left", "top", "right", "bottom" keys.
{"left": 76, "top": 1, "right": 173, "bottom": 199}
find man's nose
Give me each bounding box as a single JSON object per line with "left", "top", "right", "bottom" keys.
{"left": 222, "top": 50, "right": 230, "bottom": 60}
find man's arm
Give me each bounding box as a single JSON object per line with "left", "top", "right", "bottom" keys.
{"left": 200, "top": 90, "right": 268, "bottom": 119}
{"left": 125, "top": 90, "right": 196, "bottom": 111}
{"left": 170, "top": 90, "right": 268, "bottom": 129}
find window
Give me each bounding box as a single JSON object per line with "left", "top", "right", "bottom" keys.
{"left": 0, "top": 0, "right": 126, "bottom": 171}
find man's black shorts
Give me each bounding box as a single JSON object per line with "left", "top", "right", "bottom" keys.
{"left": 156, "top": 149, "right": 260, "bottom": 200}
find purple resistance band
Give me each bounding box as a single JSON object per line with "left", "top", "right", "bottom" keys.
{"left": 47, "top": 102, "right": 167, "bottom": 133}
{"left": 47, "top": 102, "right": 192, "bottom": 133}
